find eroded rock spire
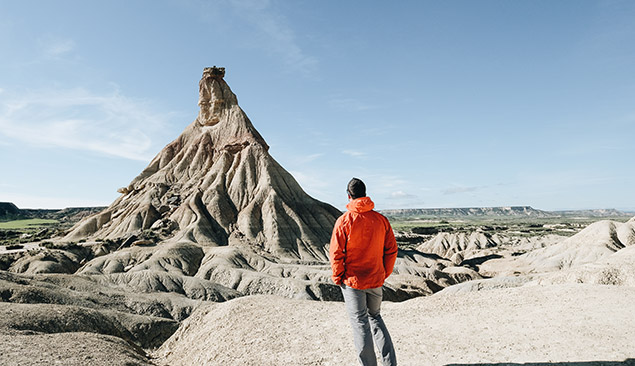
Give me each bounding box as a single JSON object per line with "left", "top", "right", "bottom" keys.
{"left": 65, "top": 67, "right": 339, "bottom": 263}
{"left": 197, "top": 66, "right": 237, "bottom": 126}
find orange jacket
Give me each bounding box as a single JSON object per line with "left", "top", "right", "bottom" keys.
{"left": 329, "top": 197, "right": 398, "bottom": 289}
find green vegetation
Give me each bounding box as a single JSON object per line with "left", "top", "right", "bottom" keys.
{"left": 0, "top": 219, "right": 60, "bottom": 246}
{"left": 0, "top": 219, "right": 59, "bottom": 229}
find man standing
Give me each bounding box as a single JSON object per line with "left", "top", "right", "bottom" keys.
{"left": 330, "top": 178, "right": 399, "bottom": 366}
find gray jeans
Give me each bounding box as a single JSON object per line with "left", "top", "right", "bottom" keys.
{"left": 340, "top": 284, "right": 397, "bottom": 366}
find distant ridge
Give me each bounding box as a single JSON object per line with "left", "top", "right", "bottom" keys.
{"left": 551, "top": 208, "right": 628, "bottom": 217}
{"left": 381, "top": 206, "right": 550, "bottom": 219}
{"left": 0, "top": 202, "right": 106, "bottom": 222}
{"left": 4, "top": 202, "right": 628, "bottom": 222}
{"left": 380, "top": 206, "right": 631, "bottom": 219}
{"left": 0, "top": 202, "right": 20, "bottom": 220}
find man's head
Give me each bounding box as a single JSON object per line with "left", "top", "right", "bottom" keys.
{"left": 347, "top": 178, "right": 366, "bottom": 199}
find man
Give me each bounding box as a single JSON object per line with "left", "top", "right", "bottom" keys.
{"left": 329, "top": 178, "right": 399, "bottom": 366}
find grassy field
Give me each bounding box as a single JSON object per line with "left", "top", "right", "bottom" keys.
{"left": 0, "top": 219, "right": 59, "bottom": 229}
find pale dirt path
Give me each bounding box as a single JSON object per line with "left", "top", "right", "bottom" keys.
{"left": 154, "top": 283, "right": 635, "bottom": 365}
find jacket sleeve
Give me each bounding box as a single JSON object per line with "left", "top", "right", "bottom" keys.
{"left": 383, "top": 219, "right": 398, "bottom": 279}
{"left": 329, "top": 217, "right": 347, "bottom": 285}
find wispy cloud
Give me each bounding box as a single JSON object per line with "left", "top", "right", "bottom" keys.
{"left": 372, "top": 175, "right": 410, "bottom": 189}
{"left": 41, "top": 37, "right": 76, "bottom": 59}
{"left": 289, "top": 170, "right": 331, "bottom": 190}
{"left": 388, "top": 190, "right": 418, "bottom": 200}
{"left": 228, "top": 0, "right": 317, "bottom": 74}
{"left": 0, "top": 87, "right": 175, "bottom": 161}
{"left": 442, "top": 185, "right": 481, "bottom": 195}
{"left": 294, "top": 153, "right": 324, "bottom": 164}
{"left": 381, "top": 190, "right": 425, "bottom": 208}
{"left": 342, "top": 149, "right": 366, "bottom": 158}
{"left": 288, "top": 169, "right": 342, "bottom": 206}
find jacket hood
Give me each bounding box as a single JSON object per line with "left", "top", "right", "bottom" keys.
{"left": 346, "top": 197, "right": 375, "bottom": 213}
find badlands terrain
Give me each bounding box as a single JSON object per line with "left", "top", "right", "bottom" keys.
{"left": 1, "top": 68, "right": 634, "bottom": 365}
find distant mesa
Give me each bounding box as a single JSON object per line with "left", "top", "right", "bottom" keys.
{"left": 381, "top": 206, "right": 630, "bottom": 219}
{"left": 381, "top": 206, "right": 553, "bottom": 219}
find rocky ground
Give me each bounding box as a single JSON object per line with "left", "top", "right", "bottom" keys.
{"left": 153, "top": 284, "right": 635, "bottom": 366}
{"left": 0, "top": 215, "right": 633, "bottom": 365}
{"left": 4, "top": 281, "right": 633, "bottom": 365}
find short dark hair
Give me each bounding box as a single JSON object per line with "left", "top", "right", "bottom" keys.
{"left": 347, "top": 178, "right": 366, "bottom": 199}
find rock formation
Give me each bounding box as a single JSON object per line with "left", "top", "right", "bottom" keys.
{"left": 53, "top": 66, "right": 369, "bottom": 301}
{"left": 66, "top": 66, "right": 341, "bottom": 262}
{"left": 518, "top": 218, "right": 635, "bottom": 272}
{"left": 2, "top": 68, "right": 478, "bottom": 304}
{"left": 460, "top": 216, "right": 635, "bottom": 288}
{"left": 416, "top": 231, "right": 501, "bottom": 259}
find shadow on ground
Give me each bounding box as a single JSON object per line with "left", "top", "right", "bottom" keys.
{"left": 445, "top": 360, "right": 635, "bottom": 366}
{"left": 460, "top": 253, "right": 504, "bottom": 267}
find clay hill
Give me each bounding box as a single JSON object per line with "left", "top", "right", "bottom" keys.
{"left": 66, "top": 66, "right": 340, "bottom": 261}
{"left": 475, "top": 217, "right": 635, "bottom": 278}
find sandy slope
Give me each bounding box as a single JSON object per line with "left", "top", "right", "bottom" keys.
{"left": 0, "top": 332, "right": 150, "bottom": 366}
{"left": 154, "top": 283, "right": 635, "bottom": 366}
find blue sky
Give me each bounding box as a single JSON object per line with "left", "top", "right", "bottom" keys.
{"left": 1, "top": 0, "right": 634, "bottom": 211}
